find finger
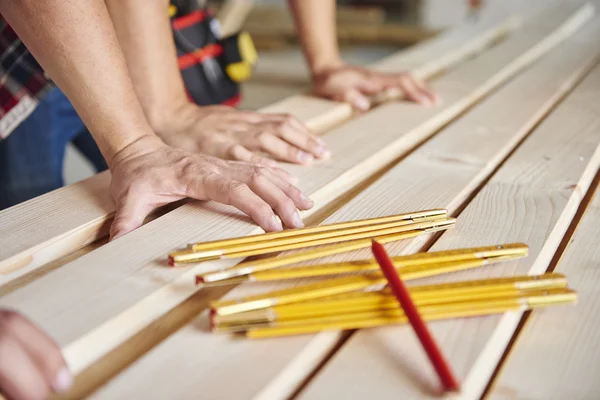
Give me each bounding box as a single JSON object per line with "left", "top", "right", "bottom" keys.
{"left": 411, "top": 76, "right": 440, "bottom": 104}
{"left": 109, "top": 191, "right": 157, "bottom": 241}
{"left": 191, "top": 174, "right": 282, "bottom": 232}
{"left": 395, "top": 75, "right": 433, "bottom": 106}
{"left": 229, "top": 144, "right": 278, "bottom": 168}
{"left": 258, "top": 132, "right": 314, "bottom": 165}
{"left": 8, "top": 312, "right": 71, "bottom": 394}
{"left": 276, "top": 121, "right": 330, "bottom": 160}
{"left": 342, "top": 88, "right": 371, "bottom": 111}
{"left": 267, "top": 114, "right": 330, "bottom": 156}
{"left": 233, "top": 110, "right": 267, "bottom": 124}
{"left": 226, "top": 160, "right": 298, "bottom": 185}
{"left": 253, "top": 167, "right": 314, "bottom": 211}
{"left": 228, "top": 164, "right": 313, "bottom": 211}
{"left": 0, "top": 331, "right": 51, "bottom": 400}
{"left": 272, "top": 114, "right": 326, "bottom": 146}
{"left": 356, "top": 77, "right": 384, "bottom": 94}
{"left": 244, "top": 172, "right": 305, "bottom": 229}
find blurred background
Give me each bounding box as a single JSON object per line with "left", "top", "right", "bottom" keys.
{"left": 64, "top": 0, "right": 553, "bottom": 184}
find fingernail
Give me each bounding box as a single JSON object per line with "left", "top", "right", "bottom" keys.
{"left": 420, "top": 96, "right": 433, "bottom": 107}
{"left": 292, "top": 211, "right": 304, "bottom": 228}
{"left": 316, "top": 137, "right": 326, "bottom": 145}
{"left": 297, "top": 152, "right": 314, "bottom": 164}
{"left": 315, "top": 146, "right": 331, "bottom": 159}
{"left": 271, "top": 216, "right": 283, "bottom": 231}
{"left": 301, "top": 192, "right": 314, "bottom": 205}
{"left": 355, "top": 98, "right": 370, "bottom": 111}
{"left": 53, "top": 367, "right": 73, "bottom": 393}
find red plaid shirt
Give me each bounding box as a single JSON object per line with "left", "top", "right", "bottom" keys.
{"left": 0, "top": 18, "right": 53, "bottom": 140}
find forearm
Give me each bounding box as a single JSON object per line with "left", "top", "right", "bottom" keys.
{"left": 0, "top": 0, "right": 156, "bottom": 166}
{"left": 288, "top": 0, "right": 342, "bottom": 76}
{"left": 104, "top": 0, "right": 190, "bottom": 133}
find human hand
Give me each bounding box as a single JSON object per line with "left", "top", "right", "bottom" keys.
{"left": 312, "top": 64, "right": 438, "bottom": 111}
{"left": 154, "top": 104, "right": 330, "bottom": 167}
{"left": 108, "top": 136, "right": 314, "bottom": 240}
{"left": 0, "top": 310, "right": 72, "bottom": 400}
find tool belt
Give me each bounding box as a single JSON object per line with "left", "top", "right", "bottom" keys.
{"left": 170, "top": 1, "right": 257, "bottom": 107}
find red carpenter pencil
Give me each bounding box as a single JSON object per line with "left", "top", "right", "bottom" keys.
{"left": 371, "top": 240, "right": 460, "bottom": 393}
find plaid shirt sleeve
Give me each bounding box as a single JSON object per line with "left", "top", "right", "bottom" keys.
{"left": 0, "top": 17, "right": 53, "bottom": 140}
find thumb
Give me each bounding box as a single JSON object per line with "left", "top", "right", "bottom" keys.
{"left": 109, "top": 195, "right": 155, "bottom": 241}
{"left": 343, "top": 88, "right": 371, "bottom": 111}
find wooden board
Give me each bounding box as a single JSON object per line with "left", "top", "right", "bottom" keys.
{"left": 298, "top": 40, "right": 600, "bottom": 400}
{"left": 251, "top": 11, "right": 520, "bottom": 85}
{"left": 0, "top": 13, "right": 518, "bottom": 287}
{"left": 490, "top": 185, "right": 600, "bottom": 399}
{"left": 0, "top": 172, "right": 113, "bottom": 281}
{"left": 0, "top": 2, "right": 588, "bottom": 382}
{"left": 89, "top": 14, "right": 600, "bottom": 400}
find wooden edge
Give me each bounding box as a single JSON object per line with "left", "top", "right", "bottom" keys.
{"left": 481, "top": 171, "right": 600, "bottom": 398}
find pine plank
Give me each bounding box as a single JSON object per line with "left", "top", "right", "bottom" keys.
{"left": 490, "top": 184, "right": 600, "bottom": 399}
{"left": 298, "top": 34, "right": 600, "bottom": 400}
{"left": 7, "top": 1, "right": 592, "bottom": 379}
{"left": 251, "top": 8, "right": 520, "bottom": 84}
{"left": 0, "top": 172, "right": 113, "bottom": 282}
{"left": 90, "top": 12, "right": 600, "bottom": 400}
{"left": 0, "top": 14, "right": 517, "bottom": 286}
{"left": 0, "top": 2, "right": 587, "bottom": 385}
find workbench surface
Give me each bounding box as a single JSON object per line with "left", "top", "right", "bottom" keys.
{"left": 1, "top": 2, "right": 599, "bottom": 399}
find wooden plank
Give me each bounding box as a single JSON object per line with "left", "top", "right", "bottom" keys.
{"left": 0, "top": 172, "right": 113, "bottom": 281}
{"left": 0, "top": 13, "right": 517, "bottom": 286}
{"left": 90, "top": 13, "right": 600, "bottom": 400}
{"left": 490, "top": 184, "right": 600, "bottom": 399}
{"left": 239, "top": 81, "right": 308, "bottom": 111}
{"left": 0, "top": 1, "right": 585, "bottom": 384}
{"left": 251, "top": 11, "right": 520, "bottom": 85}
{"left": 298, "top": 33, "right": 600, "bottom": 400}
{"left": 248, "top": 22, "right": 438, "bottom": 48}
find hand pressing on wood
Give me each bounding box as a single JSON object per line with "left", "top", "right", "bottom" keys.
{"left": 108, "top": 135, "right": 314, "bottom": 240}
{"left": 311, "top": 65, "right": 439, "bottom": 111}
{"left": 154, "top": 104, "right": 330, "bottom": 166}
{"left": 0, "top": 310, "right": 72, "bottom": 400}
{"left": 287, "top": 0, "right": 438, "bottom": 111}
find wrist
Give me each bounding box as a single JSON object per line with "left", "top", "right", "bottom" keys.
{"left": 147, "top": 99, "right": 211, "bottom": 140}
{"left": 107, "top": 133, "right": 167, "bottom": 170}
{"left": 310, "top": 58, "right": 345, "bottom": 80}
{"left": 145, "top": 96, "right": 193, "bottom": 138}
{"left": 309, "top": 56, "right": 344, "bottom": 78}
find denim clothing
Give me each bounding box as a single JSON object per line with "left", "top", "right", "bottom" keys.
{"left": 0, "top": 87, "right": 107, "bottom": 209}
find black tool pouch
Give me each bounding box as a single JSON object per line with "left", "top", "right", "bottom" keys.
{"left": 170, "top": 1, "right": 242, "bottom": 106}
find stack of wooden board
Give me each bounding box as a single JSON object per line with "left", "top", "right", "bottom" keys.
{"left": 0, "top": 2, "right": 599, "bottom": 399}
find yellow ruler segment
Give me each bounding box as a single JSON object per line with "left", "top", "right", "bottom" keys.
{"left": 198, "top": 220, "right": 455, "bottom": 283}
{"left": 244, "top": 289, "right": 577, "bottom": 339}
{"left": 213, "top": 273, "right": 567, "bottom": 327}
{"left": 172, "top": 215, "right": 448, "bottom": 264}
{"left": 200, "top": 243, "right": 528, "bottom": 285}
{"left": 188, "top": 209, "right": 447, "bottom": 252}
{"left": 210, "top": 255, "right": 515, "bottom": 316}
